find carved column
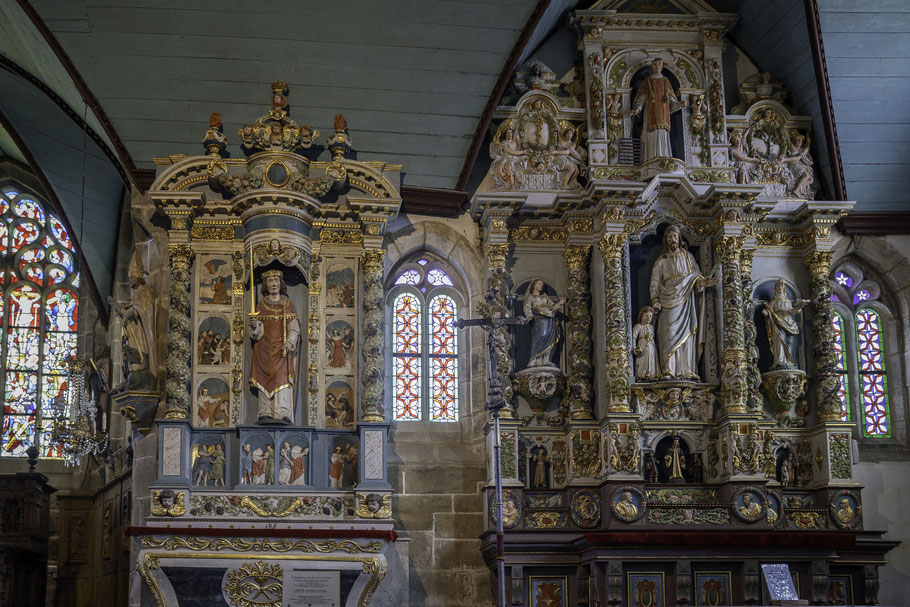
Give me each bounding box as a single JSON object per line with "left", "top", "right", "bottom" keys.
{"left": 164, "top": 243, "right": 194, "bottom": 419}
{"left": 740, "top": 249, "right": 763, "bottom": 414}
{"left": 484, "top": 244, "right": 515, "bottom": 418}
{"left": 360, "top": 248, "right": 385, "bottom": 422}
{"left": 564, "top": 245, "right": 594, "bottom": 420}
{"left": 715, "top": 236, "right": 747, "bottom": 414}
{"left": 599, "top": 233, "right": 631, "bottom": 413}
{"left": 307, "top": 254, "right": 322, "bottom": 425}
{"left": 804, "top": 250, "right": 842, "bottom": 421}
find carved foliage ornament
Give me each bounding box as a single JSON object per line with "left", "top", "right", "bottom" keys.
{"left": 224, "top": 561, "right": 283, "bottom": 607}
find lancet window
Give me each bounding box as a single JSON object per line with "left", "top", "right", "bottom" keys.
{"left": 389, "top": 255, "right": 461, "bottom": 422}
{"left": 0, "top": 186, "right": 79, "bottom": 458}
{"left": 830, "top": 265, "right": 891, "bottom": 438}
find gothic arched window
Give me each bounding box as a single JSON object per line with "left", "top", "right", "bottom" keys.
{"left": 0, "top": 185, "right": 79, "bottom": 458}
{"left": 388, "top": 255, "right": 461, "bottom": 422}
{"left": 830, "top": 264, "right": 891, "bottom": 438}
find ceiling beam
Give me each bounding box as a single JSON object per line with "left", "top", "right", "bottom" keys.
{"left": 804, "top": 0, "right": 846, "bottom": 202}
{"left": 17, "top": 0, "right": 146, "bottom": 191}
{"left": 0, "top": 109, "right": 108, "bottom": 325}
{"left": 456, "top": 0, "right": 553, "bottom": 191}
{"left": 838, "top": 212, "right": 910, "bottom": 236}
{"left": 400, "top": 185, "right": 467, "bottom": 217}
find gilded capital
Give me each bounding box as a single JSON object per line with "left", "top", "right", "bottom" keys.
{"left": 484, "top": 244, "right": 509, "bottom": 269}
{"left": 361, "top": 248, "right": 386, "bottom": 274}
{"left": 713, "top": 236, "right": 743, "bottom": 262}
{"left": 563, "top": 245, "right": 591, "bottom": 270}
{"left": 599, "top": 233, "right": 626, "bottom": 259}
{"left": 804, "top": 250, "right": 833, "bottom": 276}
{"left": 168, "top": 243, "right": 194, "bottom": 268}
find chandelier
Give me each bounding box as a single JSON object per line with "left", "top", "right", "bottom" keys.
{"left": 48, "top": 357, "right": 109, "bottom": 466}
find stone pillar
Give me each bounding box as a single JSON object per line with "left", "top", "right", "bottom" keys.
{"left": 715, "top": 235, "right": 747, "bottom": 415}
{"left": 360, "top": 248, "right": 385, "bottom": 422}
{"left": 564, "top": 245, "right": 594, "bottom": 420}
{"left": 484, "top": 244, "right": 515, "bottom": 418}
{"left": 740, "top": 249, "right": 763, "bottom": 415}
{"left": 164, "top": 243, "right": 194, "bottom": 419}
{"left": 599, "top": 233, "right": 631, "bottom": 413}
{"left": 804, "top": 250, "right": 842, "bottom": 421}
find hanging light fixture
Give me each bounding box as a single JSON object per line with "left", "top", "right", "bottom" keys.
{"left": 46, "top": 102, "right": 110, "bottom": 465}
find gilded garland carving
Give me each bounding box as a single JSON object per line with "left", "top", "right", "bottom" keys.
{"left": 165, "top": 244, "right": 194, "bottom": 419}
{"left": 587, "top": 52, "right": 606, "bottom": 139}
{"left": 564, "top": 246, "right": 594, "bottom": 419}
{"left": 361, "top": 249, "right": 386, "bottom": 422}
{"left": 600, "top": 233, "right": 631, "bottom": 412}
{"left": 510, "top": 225, "right": 567, "bottom": 242}
{"left": 321, "top": 229, "right": 364, "bottom": 245}
{"left": 483, "top": 244, "right": 515, "bottom": 414}
{"left": 308, "top": 255, "right": 321, "bottom": 423}
{"left": 139, "top": 536, "right": 383, "bottom": 554}
{"left": 804, "top": 251, "right": 842, "bottom": 420}
{"left": 190, "top": 225, "right": 235, "bottom": 240}
{"left": 716, "top": 236, "right": 747, "bottom": 413}
{"left": 740, "top": 249, "right": 763, "bottom": 414}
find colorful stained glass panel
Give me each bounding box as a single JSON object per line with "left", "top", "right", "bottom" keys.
{"left": 831, "top": 313, "right": 850, "bottom": 421}
{"left": 46, "top": 288, "right": 78, "bottom": 332}
{"left": 4, "top": 372, "right": 37, "bottom": 414}
{"left": 0, "top": 415, "right": 35, "bottom": 457}
{"left": 394, "top": 269, "right": 421, "bottom": 285}
{"left": 430, "top": 357, "right": 457, "bottom": 421}
{"left": 7, "top": 328, "right": 39, "bottom": 370}
{"left": 38, "top": 422, "right": 62, "bottom": 459}
{"left": 10, "top": 286, "right": 40, "bottom": 328}
{"left": 48, "top": 215, "right": 74, "bottom": 250}
{"left": 47, "top": 267, "right": 67, "bottom": 285}
{"left": 856, "top": 309, "right": 890, "bottom": 437}
{"left": 429, "top": 295, "right": 457, "bottom": 356}
{"left": 426, "top": 268, "right": 453, "bottom": 286}
{"left": 393, "top": 294, "right": 421, "bottom": 354}
{"left": 393, "top": 355, "right": 421, "bottom": 421}
{"left": 43, "top": 332, "right": 77, "bottom": 374}
{"left": 13, "top": 198, "right": 45, "bottom": 222}
{"left": 40, "top": 375, "right": 68, "bottom": 414}
{"left": 48, "top": 249, "right": 74, "bottom": 273}
{"left": 11, "top": 221, "right": 40, "bottom": 252}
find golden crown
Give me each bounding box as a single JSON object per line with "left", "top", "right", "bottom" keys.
{"left": 261, "top": 269, "right": 283, "bottom": 280}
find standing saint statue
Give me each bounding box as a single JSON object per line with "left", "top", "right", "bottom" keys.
{"left": 649, "top": 226, "right": 717, "bottom": 379}
{"left": 522, "top": 279, "right": 566, "bottom": 369}
{"left": 109, "top": 252, "right": 157, "bottom": 390}
{"left": 249, "top": 269, "right": 300, "bottom": 424}
{"left": 631, "top": 57, "right": 683, "bottom": 162}
{"left": 762, "top": 279, "right": 809, "bottom": 368}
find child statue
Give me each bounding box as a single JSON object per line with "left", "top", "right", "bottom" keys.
{"left": 632, "top": 306, "right": 659, "bottom": 380}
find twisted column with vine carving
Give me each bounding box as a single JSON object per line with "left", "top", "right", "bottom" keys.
{"left": 600, "top": 234, "right": 631, "bottom": 413}
{"left": 716, "top": 236, "right": 747, "bottom": 414}
{"left": 164, "top": 244, "right": 194, "bottom": 419}
{"left": 360, "top": 249, "right": 385, "bottom": 422}
{"left": 484, "top": 244, "right": 515, "bottom": 417}
{"left": 564, "top": 245, "right": 594, "bottom": 419}
{"left": 740, "top": 249, "right": 763, "bottom": 414}
{"left": 804, "top": 251, "right": 841, "bottom": 421}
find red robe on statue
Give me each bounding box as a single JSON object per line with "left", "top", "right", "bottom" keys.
{"left": 249, "top": 296, "right": 298, "bottom": 397}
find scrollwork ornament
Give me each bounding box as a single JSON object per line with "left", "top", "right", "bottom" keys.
{"left": 224, "top": 561, "right": 283, "bottom": 607}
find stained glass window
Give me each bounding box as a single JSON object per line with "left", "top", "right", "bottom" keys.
{"left": 393, "top": 293, "right": 422, "bottom": 421}
{"left": 390, "top": 259, "right": 461, "bottom": 422}
{"left": 831, "top": 312, "right": 850, "bottom": 421}
{"left": 830, "top": 264, "right": 891, "bottom": 438}
{"left": 429, "top": 295, "right": 457, "bottom": 421}
{"left": 856, "top": 309, "right": 889, "bottom": 437}
{"left": 0, "top": 189, "right": 78, "bottom": 458}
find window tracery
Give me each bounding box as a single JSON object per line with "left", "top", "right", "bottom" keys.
{"left": 830, "top": 264, "right": 891, "bottom": 438}
{"left": 389, "top": 256, "right": 460, "bottom": 422}
{"left": 0, "top": 187, "right": 79, "bottom": 458}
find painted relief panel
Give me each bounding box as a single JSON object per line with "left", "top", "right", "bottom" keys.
{"left": 195, "top": 377, "right": 231, "bottom": 428}
{"left": 198, "top": 257, "right": 233, "bottom": 306}
{"left": 239, "top": 431, "right": 274, "bottom": 486}
{"left": 191, "top": 434, "right": 227, "bottom": 487}
{"left": 325, "top": 318, "right": 354, "bottom": 371}
{"left": 325, "top": 380, "right": 355, "bottom": 429}
{"left": 276, "top": 431, "right": 310, "bottom": 486}
{"left": 328, "top": 435, "right": 358, "bottom": 489}
{"left": 325, "top": 264, "right": 355, "bottom": 308}
{"left": 196, "top": 316, "right": 231, "bottom": 367}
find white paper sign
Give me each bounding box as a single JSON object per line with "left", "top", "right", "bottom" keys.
{"left": 283, "top": 569, "right": 341, "bottom": 607}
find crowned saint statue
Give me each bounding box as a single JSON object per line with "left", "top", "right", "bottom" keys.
{"left": 631, "top": 57, "right": 683, "bottom": 162}
{"left": 648, "top": 226, "right": 717, "bottom": 379}
{"left": 762, "top": 279, "right": 809, "bottom": 369}
{"left": 249, "top": 269, "right": 300, "bottom": 424}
